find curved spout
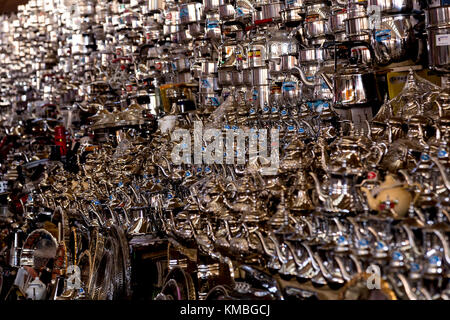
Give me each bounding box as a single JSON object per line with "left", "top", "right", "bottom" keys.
{"left": 431, "top": 156, "right": 450, "bottom": 191}
{"left": 152, "top": 153, "right": 170, "bottom": 178}
{"left": 398, "top": 169, "right": 414, "bottom": 187}
{"left": 234, "top": 165, "right": 246, "bottom": 175}
{"left": 309, "top": 172, "right": 329, "bottom": 202}
{"left": 206, "top": 220, "right": 216, "bottom": 242}
{"left": 312, "top": 252, "right": 335, "bottom": 281}
{"left": 254, "top": 230, "right": 275, "bottom": 257}
{"left": 433, "top": 230, "right": 450, "bottom": 265}
{"left": 291, "top": 66, "right": 315, "bottom": 87}
{"left": 334, "top": 256, "right": 352, "bottom": 281}
{"left": 301, "top": 243, "right": 320, "bottom": 271}
{"left": 396, "top": 273, "right": 418, "bottom": 300}
{"left": 319, "top": 142, "right": 329, "bottom": 173}
{"left": 286, "top": 242, "right": 309, "bottom": 270}
{"left": 196, "top": 197, "right": 208, "bottom": 212}
{"left": 223, "top": 220, "right": 233, "bottom": 241}
{"left": 402, "top": 225, "right": 423, "bottom": 257}
{"left": 319, "top": 72, "right": 333, "bottom": 91}
{"left": 268, "top": 234, "right": 288, "bottom": 264}
{"left": 349, "top": 254, "right": 363, "bottom": 273}
{"left": 222, "top": 196, "right": 235, "bottom": 211}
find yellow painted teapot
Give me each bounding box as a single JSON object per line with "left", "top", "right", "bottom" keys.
{"left": 360, "top": 174, "right": 419, "bottom": 217}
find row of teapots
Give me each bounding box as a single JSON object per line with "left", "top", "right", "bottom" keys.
{"left": 7, "top": 92, "right": 447, "bottom": 299}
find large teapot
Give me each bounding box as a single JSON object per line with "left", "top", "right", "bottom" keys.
{"left": 360, "top": 174, "right": 419, "bottom": 217}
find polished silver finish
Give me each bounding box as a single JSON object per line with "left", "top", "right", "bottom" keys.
{"left": 426, "top": 6, "right": 450, "bottom": 72}
{"left": 371, "top": 14, "right": 417, "bottom": 65}
{"left": 218, "top": 67, "right": 234, "bottom": 86}
{"left": 180, "top": 3, "right": 204, "bottom": 25}
{"left": 219, "top": 4, "right": 236, "bottom": 20}
{"left": 254, "top": 2, "right": 285, "bottom": 22}
{"left": 201, "top": 61, "right": 218, "bottom": 74}
{"left": 330, "top": 8, "right": 347, "bottom": 33}
{"left": 426, "top": 5, "right": 450, "bottom": 27}
{"left": 427, "top": 26, "right": 450, "bottom": 73}
{"left": 203, "top": 0, "right": 221, "bottom": 13}
{"left": 281, "top": 55, "right": 298, "bottom": 71}
{"left": 147, "top": 0, "right": 166, "bottom": 12}
{"left": 200, "top": 76, "right": 220, "bottom": 92}
{"left": 368, "top": 0, "right": 413, "bottom": 14}
{"left": 345, "top": 15, "right": 370, "bottom": 37}
{"left": 281, "top": 8, "right": 304, "bottom": 26}
{"left": 324, "top": 68, "right": 381, "bottom": 109}
{"left": 252, "top": 66, "right": 270, "bottom": 86}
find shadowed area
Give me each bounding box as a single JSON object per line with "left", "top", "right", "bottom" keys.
{"left": 0, "top": 0, "right": 29, "bottom": 14}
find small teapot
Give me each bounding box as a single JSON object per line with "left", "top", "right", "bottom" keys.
{"left": 361, "top": 175, "right": 419, "bottom": 217}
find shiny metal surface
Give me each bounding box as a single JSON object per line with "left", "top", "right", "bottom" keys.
{"left": 0, "top": 0, "right": 449, "bottom": 304}
{"left": 368, "top": 0, "right": 413, "bottom": 14}
{"left": 371, "top": 14, "right": 417, "bottom": 65}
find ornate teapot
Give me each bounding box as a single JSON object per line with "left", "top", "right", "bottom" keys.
{"left": 361, "top": 174, "right": 419, "bottom": 217}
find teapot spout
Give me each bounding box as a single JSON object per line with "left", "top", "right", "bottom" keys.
{"left": 309, "top": 172, "right": 329, "bottom": 202}
{"left": 291, "top": 66, "right": 315, "bottom": 87}
{"left": 254, "top": 230, "right": 275, "bottom": 257}
{"left": 431, "top": 156, "right": 450, "bottom": 191}
{"left": 360, "top": 187, "right": 378, "bottom": 212}
{"left": 319, "top": 72, "right": 333, "bottom": 92}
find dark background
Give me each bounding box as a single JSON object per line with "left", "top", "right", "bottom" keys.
{"left": 0, "top": 0, "right": 29, "bottom": 14}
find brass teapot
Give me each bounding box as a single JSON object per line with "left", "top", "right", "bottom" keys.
{"left": 361, "top": 174, "right": 419, "bottom": 217}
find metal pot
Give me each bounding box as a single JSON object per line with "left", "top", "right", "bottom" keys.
{"left": 164, "top": 24, "right": 179, "bottom": 36}
{"left": 345, "top": 15, "right": 370, "bottom": 37}
{"left": 188, "top": 22, "right": 205, "bottom": 37}
{"left": 426, "top": 5, "right": 450, "bottom": 27}
{"left": 321, "top": 66, "right": 380, "bottom": 109}
{"left": 204, "top": 0, "right": 221, "bottom": 13}
{"left": 200, "top": 76, "right": 220, "bottom": 92}
{"left": 201, "top": 61, "right": 218, "bottom": 74}
{"left": 218, "top": 67, "right": 234, "bottom": 86}
{"left": 205, "top": 14, "right": 221, "bottom": 39}
{"left": 232, "top": 70, "right": 244, "bottom": 86}
{"left": 252, "top": 66, "right": 270, "bottom": 86}
{"left": 371, "top": 14, "right": 417, "bottom": 66}
{"left": 281, "top": 8, "right": 304, "bottom": 26}
{"left": 281, "top": 55, "right": 298, "bottom": 71}
{"left": 243, "top": 68, "right": 253, "bottom": 86}
{"left": 299, "top": 47, "right": 327, "bottom": 64}
{"left": 180, "top": 3, "right": 204, "bottom": 25}
{"left": 268, "top": 30, "right": 299, "bottom": 60}
{"left": 164, "top": 8, "right": 180, "bottom": 26}
{"left": 304, "top": 17, "right": 330, "bottom": 39}
{"left": 330, "top": 8, "right": 347, "bottom": 33}
{"left": 254, "top": 2, "right": 285, "bottom": 23}
{"left": 282, "top": 78, "right": 301, "bottom": 104}
{"left": 248, "top": 40, "right": 267, "bottom": 68}
{"left": 427, "top": 27, "right": 450, "bottom": 72}
{"left": 174, "top": 57, "right": 191, "bottom": 72}
{"left": 176, "top": 72, "right": 193, "bottom": 83}
{"left": 219, "top": 4, "right": 236, "bottom": 20}
{"left": 147, "top": 0, "right": 166, "bottom": 13}
{"left": 426, "top": 6, "right": 450, "bottom": 72}
{"left": 368, "top": 0, "right": 413, "bottom": 14}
